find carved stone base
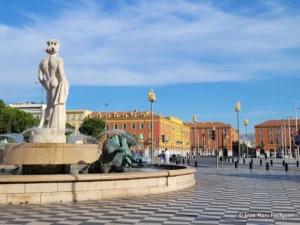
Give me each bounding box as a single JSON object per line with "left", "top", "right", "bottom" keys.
{"left": 29, "top": 128, "right": 66, "bottom": 143}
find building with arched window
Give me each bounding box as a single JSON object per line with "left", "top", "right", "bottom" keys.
{"left": 254, "top": 119, "right": 300, "bottom": 157}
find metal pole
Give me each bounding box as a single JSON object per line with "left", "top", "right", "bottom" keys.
{"left": 204, "top": 133, "right": 206, "bottom": 156}
{"left": 151, "top": 101, "right": 154, "bottom": 162}
{"left": 194, "top": 121, "right": 196, "bottom": 156}
{"left": 182, "top": 129, "right": 184, "bottom": 156}
{"left": 288, "top": 117, "right": 292, "bottom": 159}
{"left": 137, "top": 107, "right": 140, "bottom": 153}
{"left": 237, "top": 111, "right": 240, "bottom": 159}
{"left": 197, "top": 134, "right": 199, "bottom": 156}
{"left": 295, "top": 107, "right": 299, "bottom": 159}
{"left": 281, "top": 125, "right": 284, "bottom": 157}
{"left": 246, "top": 125, "right": 248, "bottom": 158}
{"left": 216, "top": 128, "right": 218, "bottom": 168}
{"left": 284, "top": 122, "right": 287, "bottom": 158}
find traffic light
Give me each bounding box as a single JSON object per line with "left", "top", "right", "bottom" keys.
{"left": 211, "top": 130, "right": 215, "bottom": 140}
{"left": 161, "top": 134, "right": 165, "bottom": 143}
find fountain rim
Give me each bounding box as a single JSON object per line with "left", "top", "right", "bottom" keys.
{"left": 0, "top": 165, "right": 196, "bottom": 184}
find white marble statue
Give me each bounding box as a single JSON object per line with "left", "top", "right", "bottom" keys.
{"left": 38, "top": 40, "right": 69, "bottom": 131}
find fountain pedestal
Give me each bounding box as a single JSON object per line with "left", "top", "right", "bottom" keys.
{"left": 1, "top": 143, "right": 99, "bottom": 174}
{"left": 29, "top": 128, "right": 67, "bottom": 143}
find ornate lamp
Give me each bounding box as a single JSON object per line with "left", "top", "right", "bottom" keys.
{"left": 235, "top": 101, "right": 241, "bottom": 159}
{"left": 148, "top": 89, "right": 156, "bottom": 162}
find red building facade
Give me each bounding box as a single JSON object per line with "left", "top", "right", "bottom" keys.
{"left": 254, "top": 119, "right": 300, "bottom": 157}
{"left": 184, "top": 122, "right": 238, "bottom": 157}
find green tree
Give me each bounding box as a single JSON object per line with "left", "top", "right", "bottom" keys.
{"left": 0, "top": 99, "right": 39, "bottom": 134}
{"left": 65, "top": 122, "right": 75, "bottom": 136}
{"left": 78, "top": 117, "right": 105, "bottom": 138}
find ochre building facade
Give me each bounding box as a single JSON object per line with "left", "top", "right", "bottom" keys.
{"left": 90, "top": 111, "right": 191, "bottom": 157}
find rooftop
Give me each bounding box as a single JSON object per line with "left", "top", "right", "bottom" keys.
{"left": 254, "top": 119, "right": 300, "bottom": 127}
{"left": 184, "top": 122, "right": 232, "bottom": 128}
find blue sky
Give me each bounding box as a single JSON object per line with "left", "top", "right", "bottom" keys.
{"left": 1, "top": 0, "right": 300, "bottom": 133}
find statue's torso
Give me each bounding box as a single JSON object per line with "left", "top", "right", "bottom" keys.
{"left": 40, "top": 55, "right": 63, "bottom": 89}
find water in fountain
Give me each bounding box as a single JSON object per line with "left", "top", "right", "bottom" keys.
{"left": 0, "top": 133, "right": 24, "bottom": 143}
{"left": 68, "top": 133, "right": 99, "bottom": 144}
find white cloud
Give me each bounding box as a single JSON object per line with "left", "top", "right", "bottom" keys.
{"left": 1, "top": 0, "right": 300, "bottom": 97}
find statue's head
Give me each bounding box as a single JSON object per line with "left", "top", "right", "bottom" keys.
{"left": 45, "top": 39, "right": 60, "bottom": 55}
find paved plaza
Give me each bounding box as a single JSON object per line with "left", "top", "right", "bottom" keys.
{"left": 1, "top": 159, "right": 300, "bottom": 225}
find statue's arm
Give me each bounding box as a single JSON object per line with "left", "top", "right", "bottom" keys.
{"left": 58, "top": 58, "right": 67, "bottom": 80}
{"left": 38, "top": 67, "right": 47, "bottom": 88}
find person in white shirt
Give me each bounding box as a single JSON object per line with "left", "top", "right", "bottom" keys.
{"left": 165, "top": 148, "right": 170, "bottom": 163}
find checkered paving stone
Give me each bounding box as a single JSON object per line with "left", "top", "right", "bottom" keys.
{"left": 1, "top": 166, "right": 300, "bottom": 225}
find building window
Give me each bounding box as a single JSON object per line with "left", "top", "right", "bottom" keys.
{"left": 291, "top": 133, "right": 294, "bottom": 137}
{"left": 114, "top": 124, "right": 118, "bottom": 129}
{"left": 260, "top": 128, "right": 263, "bottom": 132}
{"left": 106, "top": 124, "right": 109, "bottom": 130}
{"left": 139, "top": 134, "right": 144, "bottom": 140}
{"left": 291, "top": 127, "right": 294, "bottom": 131}
{"left": 140, "top": 123, "right": 144, "bottom": 129}
{"left": 276, "top": 134, "right": 280, "bottom": 138}
{"left": 67, "top": 115, "right": 70, "bottom": 120}
{"left": 269, "top": 134, "right": 273, "bottom": 138}
{"left": 276, "top": 127, "right": 280, "bottom": 132}
{"left": 79, "top": 114, "right": 83, "bottom": 120}
{"left": 270, "top": 140, "right": 274, "bottom": 144}
{"left": 122, "top": 123, "right": 127, "bottom": 129}
{"left": 72, "top": 114, "right": 76, "bottom": 120}
{"left": 140, "top": 145, "right": 144, "bottom": 149}
{"left": 131, "top": 123, "right": 136, "bottom": 129}
{"left": 149, "top": 123, "right": 153, "bottom": 129}
{"left": 260, "top": 140, "right": 264, "bottom": 146}
{"left": 260, "top": 134, "right": 264, "bottom": 138}
{"left": 269, "top": 127, "right": 273, "bottom": 131}
{"left": 292, "top": 140, "right": 294, "bottom": 145}
{"left": 149, "top": 133, "right": 152, "bottom": 139}
{"left": 223, "top": 128, "right": 227, "bottom": 132}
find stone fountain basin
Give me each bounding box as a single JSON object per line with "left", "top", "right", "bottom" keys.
{"left": 0, "top": 143, "right": 99, "bottom": 165}
{"left": 0, "top": 165, "right": 196, "bottom": 205}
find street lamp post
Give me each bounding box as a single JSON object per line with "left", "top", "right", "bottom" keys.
{"left": 198, "top": 134, "right": 200, "bottom": 156}
{"left": 148, "top": 89, "right": 156, "bottom": 162}
{"left": 244, "top": 118, "right": 249, "bottom": 158}
{"left": 284, "top": 122, "right": 287, "bottom": 158}
{"left": 213, "top": 126, "right": 218, "bottom": 168}
{"left": 287, "top": 116, "right": 292, "bottom": 159}
{"left": 235, "top": 101, "right": 241, "bottom": 159}
{"left": 193, "top": 114, "right": 197, "bottom": 156}
{"left": 294, "top": 107, "right": 300, "bottom": 159}
{"left": 134, "top": 109, "right": 141, "bottom": 153}
{"left": 101, "top": 102, "right": 109, "bottom": 138}
{"left": 182, "top": 128, "right": 184, "bottom": 156}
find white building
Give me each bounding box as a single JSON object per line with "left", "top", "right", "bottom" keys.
{"left": 8, "top": 102, "right": 46, "bottom": 119}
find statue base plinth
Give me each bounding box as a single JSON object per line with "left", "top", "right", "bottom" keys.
{"left": 29, "top": 128, "right": 66, "bottom": 143}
